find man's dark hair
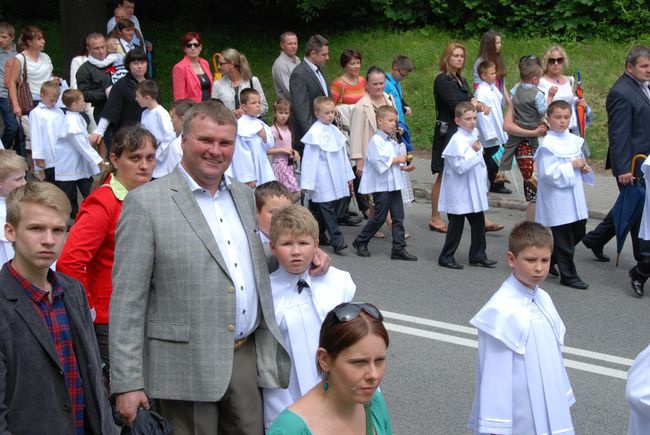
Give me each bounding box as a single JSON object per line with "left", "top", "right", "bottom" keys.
{"left": 304, "top": 34, "right": 328, "bottom": 58}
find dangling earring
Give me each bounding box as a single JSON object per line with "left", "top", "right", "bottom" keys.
{"left": 323, "top": 373, "right": 329, "bottom": 391}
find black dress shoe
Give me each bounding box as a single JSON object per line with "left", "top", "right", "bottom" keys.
{"left": 561, "top": 280, "right": 589, "bottom": 290}
{"left": 439, "top": 261, "right": 463, "bottom": 270}
{"left": 338, "top": 216, "right": 363, "bottom": 226}
{"left": 469, "top": 258, "right": 498, "bottom": 268}
{"left": 333, "top": 243, "right": 348, "bottom": 254}
{"left": 391, "top": 249, "right": 418, "bottom": 261}
{"left": 548, "top": 265, "right": 559, "bottom": 277}
{"left": 352, "top": 240, "right": 370, "bottom": 257}
{"left": 582, "top": 241, "right": 610, "bottom": 262}
{"left": 489, "top": 185, "right": 513, "bottom": 194}
{"left": 629, "top": 269, "right": 645, "bottom": 297}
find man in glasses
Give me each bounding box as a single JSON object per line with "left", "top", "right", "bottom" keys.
{"left": 583, "top": 45, "right": 650, "bottom": 296}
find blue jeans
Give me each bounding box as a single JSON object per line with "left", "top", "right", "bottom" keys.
{"left": 0, "top": 97, "right": 19, "bottom": 149}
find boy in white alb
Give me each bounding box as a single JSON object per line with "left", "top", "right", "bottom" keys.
{"left": 353, "top": 105, "right": 417, "bottom": 261}
{"left": 263, "top": 204, "right": 355, "bottom": 430}
{"left": 0, "top": 150, "right": 27, "bottom": 264}
{"left": 55, "top": 89, "right": 104, "bottom": 221}
{"left": 534, "top": 100, "right": 593, "bottom": 290}
{"left": 166, "top": 98, "right": 196, "bottom": 174}
{"left": 29, "top": 80, "right": 64, "bottom": 182}
{"left": 474, "top": 60, "right": 510, "bottom": 194}
{"left": 135, "top": 80, "right": 177, "bottom": 179}
{"left": 231, "top": 88, "right": 276, "bottom": 187}
{"left": 469, "top": 221, "right": 575, "bottom": 435}
{"left": 626, "top": 344, "right": 650, "bottom": 435}
{"left": 438, "top": 102, "right": 497, "bottom": 270}
{"left": 301, "top": 96, "right": 355, "bottom": 254}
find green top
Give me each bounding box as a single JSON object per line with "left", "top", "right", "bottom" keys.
{"left": 267, "top": 391, "right": 393, "bottom": 435}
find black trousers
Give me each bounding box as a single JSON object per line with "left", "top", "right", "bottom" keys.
{"left": 551, "top": 219, "right": 586, "bottom": 284}
{"left": 483, "top": 146, "right": 502, "bottom": 188}
{"left": 439, "top": 212, "right": 486, "bottom": 263}
{"left": 355, "top": 191, "right": 406, "bottom": 250}
{"left": 352, "top": 165, "right": 372, "bottom": 214}
{"left": 55, "top": 177, "right": 93, "bottom": 220}
{"left": 314, "top": 199, "right": 344, "bottom": 248}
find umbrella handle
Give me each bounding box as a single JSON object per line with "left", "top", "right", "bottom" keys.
{"left": 631, "top": 154, "right": 648, "bottom": 178}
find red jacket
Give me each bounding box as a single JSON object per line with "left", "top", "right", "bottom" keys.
{"left": 172, "top": 55, "right": 212, "bottom": 103}
{"left": 58, "top": 179, "right": 123, "bottom": 324}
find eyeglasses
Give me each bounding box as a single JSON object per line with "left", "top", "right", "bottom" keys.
{"left": 548, "top": 57, "right": 564, "bottom": 65}
{"left": 327, "top": 303, "right": 383, "bottom": 327}
{"left": 519, "top": 54, "right": 538, "bottom": 63}
{"left": 185, "top": 43, "right": 200, "bottom": 49}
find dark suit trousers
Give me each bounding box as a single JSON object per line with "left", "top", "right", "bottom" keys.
{"left": 551, "top": 220, "right": 586, "bottom": 284}
{"left": 156, "top": 336, "right": 262, "bottom": 435}
{"left": 483, "top": 146, "right": 503, "bottom": 189}
{"left": 355, "top": 191, "right": 406, "bottom": 250}
{"left": 56, "top": 177, "right": 93, "bottom": 220}
{"left": 315, "top": 200, "right": 344, "bottom": 248}
{"left": 439, "top": 212, "right": 486, "bottom": 263}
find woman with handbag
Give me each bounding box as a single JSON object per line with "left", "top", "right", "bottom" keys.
{"left": 7, "top": 25, "right": 57, "bottom": 118}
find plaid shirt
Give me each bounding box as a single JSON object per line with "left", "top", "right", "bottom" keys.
{"left": 9, "top": 263, "right": 85, "bottom": 434}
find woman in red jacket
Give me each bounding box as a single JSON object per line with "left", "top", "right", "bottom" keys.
{"left": 58, "top": 126, "right": 158, "bottom": 374}
{"left": 171, "top": 31, "right": 212, "bottom": 102}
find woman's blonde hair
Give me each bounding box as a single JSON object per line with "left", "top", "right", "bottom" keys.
{"left": 542, "top": 45, "right": 570, "bottom": 74}
{"left": 439, "top": 42, "right": 466, "bottom": 77}
{"left": 220, "top": 48, "right": 252, "bottom": 82}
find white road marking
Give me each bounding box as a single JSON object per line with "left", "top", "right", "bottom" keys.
{"left": 385, "top": 318, "right": 630, "bottom": 380}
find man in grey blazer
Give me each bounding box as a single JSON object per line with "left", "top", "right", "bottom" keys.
{"left": 110, "top": 101, "right": 330, "bottom": 434}
{"left": 289, "top": 34, "right": 331, "bottom": 156}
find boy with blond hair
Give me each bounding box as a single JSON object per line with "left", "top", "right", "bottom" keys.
{"left": 0, "top": 149, "right": 26, "bottom": 263}
{"left": 263, "top": 204, "right": 355, "bottom": 430}
{"left": 55, "top": 88, "right": 104, "bottom": 220}
{"left": 29, "top": 80, "right": 64, "bottom": 181}
{"left": 469, "top": 221, "right": 575, "bottom": 435}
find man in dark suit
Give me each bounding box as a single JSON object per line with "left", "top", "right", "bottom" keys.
{"left": 0, "top": 182, "right": 115, "bottom": 434}
{"left": 289, "top": 34, "right": 330, "bottom": 156}
{"left": 581, "top": 45, "right": 650, "bottom": 294}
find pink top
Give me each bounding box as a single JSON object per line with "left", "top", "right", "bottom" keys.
{"left": 271, "top": 124, "right": 292, "bottom": 162}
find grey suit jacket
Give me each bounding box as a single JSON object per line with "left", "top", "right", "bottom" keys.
{"left": 0, "top": 267, "right": 116, "bottom": 434}
{"left": 110, "top": 168, "right": 290, "bottom": 402}
{"left": 289, "top": 60, "right": 331, "bottom": 153}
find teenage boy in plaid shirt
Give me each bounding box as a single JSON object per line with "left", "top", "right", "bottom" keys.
{"left": 0, "top": 182, "right": 115, "bottom": 434}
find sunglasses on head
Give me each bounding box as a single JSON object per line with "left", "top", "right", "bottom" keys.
{"left": 519, "top": 54, "right": 538, "bottom": 63}
{"left": 327, "top": 303, "right": 383, "bottom": 326}
{"left": 186, "top": 43, "right": 200, "bottom": 49}
{"left": 548, "top": 57, "right": 564, "bottom": 65}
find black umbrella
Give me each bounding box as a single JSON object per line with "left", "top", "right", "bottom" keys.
{"left": 121, "top": 408, "right": 172, "bottom": 435}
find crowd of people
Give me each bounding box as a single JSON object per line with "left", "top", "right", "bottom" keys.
{"left": 0, "top": 1, "right": 650, "bottom": 433}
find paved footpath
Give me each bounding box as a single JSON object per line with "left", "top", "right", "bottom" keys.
{"left": 408, "top": 156, "right": 619, "bottom": 220}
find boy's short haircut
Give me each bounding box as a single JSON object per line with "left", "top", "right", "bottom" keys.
{"left": 115, "top": 17, "right": 135, "bottom": 31}
{"left": 280, "top": 31, "right": 296, "bottom": 43}
{"left": 392, "top": 55, "right": 413, "bottom": 73}
{"left": 376, "top": 105, "right": 397, "bottom": 120}
{"left": 269, "top": 204, "right": 319, "bottom": 244}
{"left": 519, "top": 61, "right": 543, "bottom": 82}
{"left": 455, "top": 101, "right": 476, "bottom": 118}
{"left": 0, "top": 22, "right": 15, "bottom": 37}
{"left": 40, "top": 80, "right": 60, "bottom": 98}
{"left": 508, "top": 221, "right": 553, "bottom": 256}
{"left": 313, "top": 96, "right": 334, "bottom": 113}
{"left": 61, "top": 89, "right": 83, "bottom": 108}
{"left": 135, "top": 79, "right": 158, "bottom": 99}
{"left": 547, "top": 99, "right": 572, "bottom": 116}
{"left": 477, "top": 60, "right": 496, "bottom": 77}
{"left": 6, "top": 181, "right": 71, "bottom": 227}
{"left": 170, "top": 99, "right": 196, "bottom": 117}
{"left": 0, "top": 150, "right": 28, "bottom": 180}
{"left": 240, "top": 88, "right": 260, "bottom": 105}
{"left": 255, "top": 180, "right": 292, "bottom": 211}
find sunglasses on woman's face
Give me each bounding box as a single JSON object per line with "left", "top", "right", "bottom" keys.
{"left": 186, "top": 43, "right": 200, "bottom": 49}
{"left": 548, "top": 57, "right": 564, "bottom": 65}
{"left": 328, "top": 303, "right": 384, "bottom": 326}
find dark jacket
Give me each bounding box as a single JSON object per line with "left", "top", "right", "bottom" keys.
{"left": 605, "top": 73, "right": 650, "bottom": 176}
{"left": 76, "top": 60, "right": 121, "bottom": 123}
{"left": 0, "top": 266, "right": 117, "bottom": 435}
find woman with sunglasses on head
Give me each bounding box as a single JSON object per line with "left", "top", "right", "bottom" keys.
{"left": 172, "top": 32, "right": 212, "bottom": 103}
{"left": 268, "top": 302, "right": 393, "bottom": 435}
{"left": 539, "top": 46, "right": 589, "bottom": 147}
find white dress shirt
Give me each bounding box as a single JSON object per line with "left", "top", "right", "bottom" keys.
{"left": 359, "top": 130, "right": 406, "bottom": 194}
{"left": 178, "top": 164, "right": 259, "bottom": 338}
{"left": 303, "top": 57, "right": 328, "bottom": 96}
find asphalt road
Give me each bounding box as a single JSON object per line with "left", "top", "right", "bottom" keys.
{"left": 329, "top": 200, "right": 647, "bottom": 435}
